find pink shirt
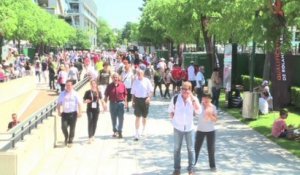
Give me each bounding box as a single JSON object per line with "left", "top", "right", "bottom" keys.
{"left": 272, "top": 119, "right": 287, "bottom": 137}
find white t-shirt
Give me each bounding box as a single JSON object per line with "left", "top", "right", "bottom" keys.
{"left": 131, "top": 77, "right": 153, "bottom": 98}
{"left": 196, "top": 105, "right": 217, "bottom": 132}
{"left": 196, "top": 72, "right": 205, "bottom": 88}
{"left": 121, "top": 70, "right": 134, "bottom": 89}
{"left": 259, "top": 97, "right": 269, "bottom": 115}
{"left": 187, "top": 65, "right": 196, "bottom": 81}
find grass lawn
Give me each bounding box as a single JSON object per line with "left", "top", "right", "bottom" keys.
{"left": 219, "top": 92, "right": 300, "bottom": 158}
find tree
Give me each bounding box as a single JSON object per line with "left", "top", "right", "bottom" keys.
{"left": 97, "top": 18, "right": 117, "bottom": 49}
{"left": 69, "top": 29, "right": 91, "bottom": 50}
{"left": 0, "top": 0, "right": 17, "bottom": 60}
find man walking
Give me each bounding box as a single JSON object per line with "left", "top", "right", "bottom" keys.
{"left": 57, "top": 80, "right": 82, "bottom": 147}
{"left": 104, "top": 73, "right": 127, "bottom": 138}
{"left": 168, "top": 82, "right": 200, "bottom": 175}
{"left": 131, "top": 69, "right": 153, "bottom": 141}
{"left": 195, "top": 66, "right": 205, "bottom": 103}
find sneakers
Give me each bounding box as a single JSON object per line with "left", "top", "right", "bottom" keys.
{"left": 134, "top": 134, "right": 139, "bottom": 141}
{"left": 172, "top": 170, "right": 180, "bottom": 175}
{"left": 112, "top": 132, "right": 118, "bottom": 138}
{"left": 118, "top": 132, "right": 123, "bottom": 139}
{"left": 210, "top": 167, "right": 217, "bottom": 172}
{"left": 188, "top": 171, "right": 194, "bottom": 175}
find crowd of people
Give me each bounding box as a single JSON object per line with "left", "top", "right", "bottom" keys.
{"left": 5, "top": 48, "right": 294, "bottom": 175}
{"left": 50, "top": 49, "right": 223, "bottom": 175}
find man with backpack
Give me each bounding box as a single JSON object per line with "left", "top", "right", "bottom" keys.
{"left": 168, "top": 81, "right": 200, "bottom": 175}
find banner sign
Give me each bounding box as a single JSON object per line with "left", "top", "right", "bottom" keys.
{"left": 271, "top": 35, "right": 290, "bottom": 109}
{"left": 223, "top": 44, "right": 232, "bottom": 92}
{"left": 270, "top": 0, "right": 290, "bottom": 109}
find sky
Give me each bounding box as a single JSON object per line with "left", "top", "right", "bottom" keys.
{"left": 95, "top": 0, "right": 144, "bottom": 29}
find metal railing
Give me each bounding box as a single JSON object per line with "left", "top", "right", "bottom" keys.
{"left": 0, "top": 77, "right": 89, "bottom": 151}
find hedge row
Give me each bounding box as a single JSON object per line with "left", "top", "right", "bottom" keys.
{"left": 291, "top": 87, "right": 300, "bottom": 108}
{"left": 241, "top": 75, "right": 264, "bottom": 91}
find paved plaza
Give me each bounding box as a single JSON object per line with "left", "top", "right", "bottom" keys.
{"left": 28, "top": 94, "right": 300, "bottom": 175}
{"left": 1, "top": 78, "right": 300, "bottom": 175}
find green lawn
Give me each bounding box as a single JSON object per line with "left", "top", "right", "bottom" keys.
{"left": 219, "top": 92, "right": 300, "bottom": 158}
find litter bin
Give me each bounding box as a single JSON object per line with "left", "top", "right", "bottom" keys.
{"left": 242, "top": 91, "right": 259, "bottom": 119}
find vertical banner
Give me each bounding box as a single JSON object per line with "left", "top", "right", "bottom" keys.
{"left": 270, "top": 0, "right": 290, "bottom": 109}
{"left": 223, "top": 44, "right": 232, "bottom": 92}
{"left": 270, "top": 36, "right": 290, "bottom": 109}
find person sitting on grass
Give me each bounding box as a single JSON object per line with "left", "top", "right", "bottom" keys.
{"left": 271, "top": 109, "right": 292, "bottom": 138}
{"left": 259, "top": 91, "right": 269, "bottom": 115}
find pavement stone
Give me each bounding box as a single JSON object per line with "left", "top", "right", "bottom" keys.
{"left": 29, "top": 95, "right": 300, "bottom": 175}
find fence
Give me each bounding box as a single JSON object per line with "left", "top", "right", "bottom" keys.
{"left": 0, "top": 77, "right": 89, "bottom": 151}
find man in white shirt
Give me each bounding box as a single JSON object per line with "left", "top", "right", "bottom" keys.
{"left": 168, "top": 81, "right": 200, "bottom": 175}
{"left": 121, "top": 59, "right": 134, "bottom": 112}
{"left": 131, "top": 69, "right": 153, "bottom": 141}
{"left": 187, "top": 61, "right": 196, "bottom": 92}
{"left": 195, "top": 66, "right": 205, "bottom": 103}
{"left": 57, "top": 80, "right": 82, "bottom": 147}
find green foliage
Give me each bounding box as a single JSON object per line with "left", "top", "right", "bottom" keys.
{"left": 97, "top": 18, "right": 118, "bottom": 49}
{"left": 241, "top": 75, "right": 264, "bottom": 91}
{"left": 0, "top": 0, "right": 75, "bottom": 49}
{"left": 291, "top": 87, "right": 300, "bottom": 108}
{"left": 69, "top": 29, "right": 91, "bottom": 50}
{"left": 139, "top": 0, "right": 300, "bottom": 53}
{"left": 0, "top": 0, "right": 17, "bottom": 38}
{"left": 121, "top": 22, "right": 140, "bottom": 44}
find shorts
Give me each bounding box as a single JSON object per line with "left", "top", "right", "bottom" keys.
{"left": 134, "top": 97, "right": 149, "bottom": 118}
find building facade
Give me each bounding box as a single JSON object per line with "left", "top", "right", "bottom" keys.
{"left": 34, "top": 0, "right": 98, "bottom": 50}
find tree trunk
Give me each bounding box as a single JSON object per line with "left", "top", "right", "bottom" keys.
{"left": 17, "top": 39, "right": 21, "bottom": 54}
{"left": 177, "top": 43, "right": 184, "bottom": 66}
{"left": 0, "top": 34, "right": 3, "bottom": 62}
{"left": 263, "top": 52, "right": 272, "bottom": 80}
{"left": 200, "top": 15, "right": 215, "bottom": 70}
{"left": 231, "top": 43, "right": 238, "bottom": 85}
{"left": 195, "top": 29, "right": 200, "bottom": 52}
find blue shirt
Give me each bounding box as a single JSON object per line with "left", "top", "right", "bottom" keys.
{"left": 57, "top": 90, "right": 82, "bottom": 113}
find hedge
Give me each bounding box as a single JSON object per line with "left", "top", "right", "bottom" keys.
{"left": 291, "top": 86, "right": 300, "bottom": 108}
{"left": 241, "top": 75, "right": 264, "bottom": 91}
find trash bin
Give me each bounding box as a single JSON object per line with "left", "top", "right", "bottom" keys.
{"left": 242, "top": 91, "right": 259, "bottom": 119}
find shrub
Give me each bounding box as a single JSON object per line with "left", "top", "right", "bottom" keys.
{"left": 291, "top": 86, "right": 300, "bottom": 108}
{"left": 241, "top": 75, "right": 264, "bottom": 91}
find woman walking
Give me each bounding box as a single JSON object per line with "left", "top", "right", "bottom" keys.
{"left": 83, "top": 80, "right": 106, "bottom": 143}
{"left": 194, "top": 94, "right": 218, "bottom": 171}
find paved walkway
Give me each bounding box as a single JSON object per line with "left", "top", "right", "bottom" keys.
{"left": 29, "top": 95, "right": 300, "bottom": 175}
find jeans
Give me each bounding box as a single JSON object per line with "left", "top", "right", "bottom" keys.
{"left": 194, "top": 131, "right": 216, "bottom": 168}
{"left": 174, "top": 128, "right": 194, "bottom": 172}
{"left": 196, "top": 87, "right": 204, "bottom": 103}
{"left": 87, "top": 110, "right": 99, "bottom": 138}
{"left": 212, "top": 87, "right": 221, "bottom": 109}
{"left": 164, "top": 83, "right": 171, "bottom": 98}
{"left": 109, "top": 101, "right": 125, "bottom": 133}
{"left": 61, "top": 112, "right": 77, "bottom": 143}
{"left": 154, "top": 82, "right": 163, "bottom": 97}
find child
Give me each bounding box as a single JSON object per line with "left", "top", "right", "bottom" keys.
{"left": 271, "top": 109, "right": 290, "bottom": 138}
